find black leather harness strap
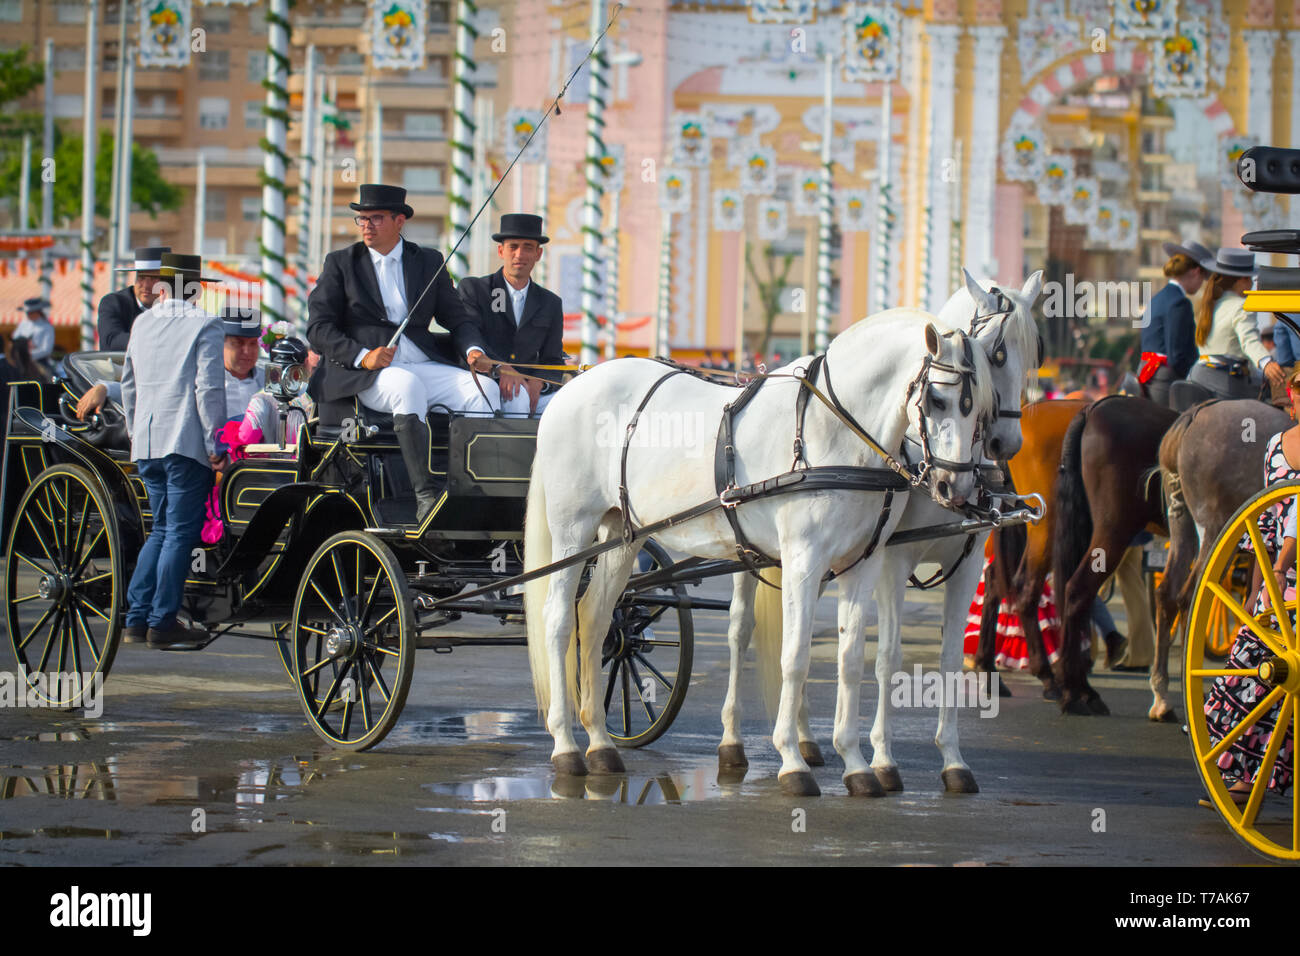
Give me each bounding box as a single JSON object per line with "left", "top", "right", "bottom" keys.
{"left": 907, "top": 531, "right": 978, "bottom": 590}
{"left": 620, "top": 368, "right": 689, "bottom": 542}
{"left": 715, "top": 374, "right": 780, "bottom": 571}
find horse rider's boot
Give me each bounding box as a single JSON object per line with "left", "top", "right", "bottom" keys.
{"left": 394, "top": 413, "right": 439, "bottom": 524}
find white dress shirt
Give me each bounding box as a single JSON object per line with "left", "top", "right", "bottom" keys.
{"left": 224, "top": 365, "right": 264, "bottom": 421}
{"left": 15, "top": 315, "right": 54, "bottom": 361}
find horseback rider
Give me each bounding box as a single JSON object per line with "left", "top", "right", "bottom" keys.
{"left": 1138, "top": 240, "right": 1212, "bottom": 406}
{"left": 1188, "top": 248, "right": 1285, "bottom": 401}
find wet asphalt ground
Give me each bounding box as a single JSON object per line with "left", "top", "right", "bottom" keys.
{"left": 0, "top": 568, "right": 1269, "bottom": 867}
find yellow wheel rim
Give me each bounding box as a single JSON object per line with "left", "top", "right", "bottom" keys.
{"left": 1185, "top": 480, "right": 1300, "bottom": 862}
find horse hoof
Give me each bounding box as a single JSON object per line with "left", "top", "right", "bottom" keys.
{"left": 1149, "top": 706, "right": 1180, "bottom": 724}
{"left": 552, "top": 751, "right": 589, "bottom": 776}
{"left": 587, "top": 748, "right": 626, "bottom": 774}
{"left": 778, "top": 771, "right": 821, "bottom": 797}
{"left": 1086, "top": 695, "right": 1110, "bottom": 716}
{"left": 999, "top": 680, "right": 1012, "bottom": 698}
{"left": 717, "top": 767, "right": 747, "bottom": 786}
{"left": 1041, "top": 683, "right": 1062, "bottom": 702}
{"left": 941, "top": 767, "right": 979, "bottom": 794}
{"left": 873, "top": 765, "right": 905, "bottom": 792}
{"left": 1060, "top": 696, "right": 1092, "bottom": 717}
{"left": 845, "top": 771, "right": 885, "bottom": 797}
{"left": 717, "top": 743, "right": 749, "bottom": 770}
{"left": 799, "top": 741, "right": 826, "bottom": 767}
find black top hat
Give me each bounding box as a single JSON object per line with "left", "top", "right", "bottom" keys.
{"left": 21, "top": 297, "right": 48, "bottom": 314}
{"left": 492, "top": 213, "right": 548, "bottom": 245}
{"left": 219, "top": 306, "right": 261, "bottom": 337}
{"left": 157, "top": 252, "right": 221, "bottom": 284}
{"left": 114, "top": 246, "right": 172, "bottom": 272}
{"left": 349, "top": 183, "right": 414, "bottom": 219}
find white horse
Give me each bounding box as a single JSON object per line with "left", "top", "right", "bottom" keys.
{"left": 525, "top": 311, "right": 995, "bottom": 796}
{"left": 721, "top": 271, "right": 1044, "bottom": 794}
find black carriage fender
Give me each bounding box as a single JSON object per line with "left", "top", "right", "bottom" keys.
{"left": 213, "top": 482, "right": 348, "bottom": 578}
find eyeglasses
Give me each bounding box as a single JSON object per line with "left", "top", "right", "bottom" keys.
{"left": 354, "top": 214, "right": 390, "bottom": 227}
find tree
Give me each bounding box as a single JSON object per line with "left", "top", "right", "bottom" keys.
{"left": 1, "top": 131, "right": 183, "bottom": 230}
{"left": 744, "top": 242, "right": 796, "bottom": 360}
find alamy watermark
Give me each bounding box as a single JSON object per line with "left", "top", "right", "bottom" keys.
{"left": 0, "top": 670, "right": 104, "bottom": 718}
{"left": 1040, "top": 274, "right": 1155, "bottom": 328}
{"left": 594, "top": 404, "right": 712, "bottom": 457}
{"left": 889, "top": 665, "right": 999, "bottom": 719}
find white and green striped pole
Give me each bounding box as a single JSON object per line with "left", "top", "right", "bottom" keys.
{"left": 534, "top": 163, "right": 548, "bottom": 286}
{"left": 814, "top": 51, "right": 834, "bottom": 353}
{"left": 449, "top": 0, "right": 478, "bottom": 281}
{"left": 603, "top": 187, "right": 620, "bottom": 360}
{"left": 872, "top": 80, "right": 892, "bottom": 315}
{"left": 80, "top": 0, "right": 101, "bottom": 350}
{"left": 259, "top": 0, "right": 292, "bottom": 328}
{"left": 949, "top": 137, "right": 963, "bottom": 298}
{"left": 39, "top": 38, "right": 53, "bottom": 312}
{"left": 656, "top": 209, "right": 672, "bottom": 357}
{"left": 295, "top": 43, "right": 317, "bottom": 329}
{"left": 580, "top": 0, "right": 610, "bottom": 365}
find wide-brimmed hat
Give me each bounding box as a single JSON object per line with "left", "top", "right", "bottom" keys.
{"left": 491, "top": 213, "right": 548, "bottom": 245}
{"left": 156, "top": 252, "right": 221, "bottom": 284}
{"left": 114, "top": 246, "right": 171, "bottom": 273}
{"left": 219, "top": 306, "right": 261, "bottom": 337}
{"left": 21, "top": 297, "right": 48, "bottom": 314}
{"left": 1210, "top": 248, "right": 1257, "bottom": 279}
{"left": 1162, "top": 240, "right": 1217, "bottom": 273}
{"left": 349, "top": 183, "right": 414, "bottom": 219}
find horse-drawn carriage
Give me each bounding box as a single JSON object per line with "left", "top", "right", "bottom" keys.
{"left": 1, "top": 352, "right": 704, "bottom": 751}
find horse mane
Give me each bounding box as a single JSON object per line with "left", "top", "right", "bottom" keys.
{"left": 831, "top": 310, "right": 996, "bottom": 428}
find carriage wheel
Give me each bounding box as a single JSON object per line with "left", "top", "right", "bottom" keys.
{"left": 1205, "top": 552, "right": 1255, "bottom": 658}
{"left": 1184, "top": 480, "right": 1300, "bottom": 862}
{"left": 601, "top": 539, "right": 694, "bottom": 749}
{"left": 290, "top": 532, "right": 414, "bottom": 751}
{"left": 4, "top": 464, "right": 123, "bottom": 710}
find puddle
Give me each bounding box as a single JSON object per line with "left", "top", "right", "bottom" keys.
{"left": 383, "top": 710, "right": 532, "bottom": 745}
{"left": 424, "top": 764, "right": 738, "bottom": 804}
{"left": 0, "top": 826, "right": 121, "bottom": 840}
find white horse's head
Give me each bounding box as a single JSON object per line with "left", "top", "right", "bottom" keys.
{"left": 902, "top": 322, "right": 996, "bottom": 509}
{"left": 935, "top": 269, "right": 1045, "bottom": 461}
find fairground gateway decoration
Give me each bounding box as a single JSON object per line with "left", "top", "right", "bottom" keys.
{"left": 1035, "top": 156, "right": 1075, "bottom": 206}
{"left": 1063, "top": 176, "right": 1099, "bottom": 225}
{"left": 599, "top": 144, "right": 626, "bottom": 194}
{"left": 756, "top": 199, "right": 789, "bottom": 241}
{"left": 659, "top": 168, "right": 692, "bottom": 214}
{"left": 747, "top": 0, "right": 816, "bottom": 24}
{"left": 842, "top": 3, "right": 901, "bottom": 82}
{"left": 1110, "top": 205, "right": 1139, "bottom": 250}
{"left": 739, "top": 147, "right": 778, "bottom": 196}
{"left": 503, "top": 109, "right": 547, "bottom": 162}
{"left": 1112, "top": 0, "right": 1178, "bottom": 39}
{"left": 1000, "top": 127, "right": 1047, "bottom": 182}
{"left": 670, "top": 114, "right": 711, "bottom": 168}
{"left": 1087, "top": 199, "right": 1120, "bottom": 246}
{"left": 369, "top": 0, "right": 428, "bottom": 71}
{"left": 713, "top": 190, "right": 744, "bottom": 231}
{"left": 139, "top": 0, "right": 192, "bottom": 69}
{"left": 792, "top": 171, "right": 821, "bottom": 217}
{"left": 837, "top": 189, "right": 872, "bottom": 232}
{"left": 1152, "top": 19, "right": 1208, "bottom": 98}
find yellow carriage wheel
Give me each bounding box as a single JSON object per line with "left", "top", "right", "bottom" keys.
{"left": 1184, "top": 480, "right": 1300, "bottom": 862}
{"left": 1206, "top": 552, "right": 1255, "bottom": 658}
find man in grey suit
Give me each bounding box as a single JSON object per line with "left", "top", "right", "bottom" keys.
{"left": 121, "top": 253, "right": 227, "bottom": 649}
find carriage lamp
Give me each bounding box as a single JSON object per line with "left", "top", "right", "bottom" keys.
{"left": 266, "top": 362, "right": 308, "bottom": 399}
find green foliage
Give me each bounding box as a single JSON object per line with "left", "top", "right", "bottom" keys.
{"left": 745, "top": 242, "right": 795, "bottom": 359}
{"left": 0, "top": 131, "right": 182, "bottom": 228}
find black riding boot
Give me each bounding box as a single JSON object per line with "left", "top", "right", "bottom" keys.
{"left": 394, "top": 413, "right": 439, "bottom": 524}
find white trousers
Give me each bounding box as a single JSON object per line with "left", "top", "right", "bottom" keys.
{"left": 358, "top": 361, "right": 498, "bottom": 417}
{"left": 498, "top": 388, "right": 555, "bottom": 416}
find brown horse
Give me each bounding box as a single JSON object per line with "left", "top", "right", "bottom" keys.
{"left": 1152, "top": 399, "right": 1290, "bottom": 721}
{"left": 1052, "top": 396, "right": 1179, "bottom": 715}
{"left": 974, "top": 400, "right": 1087, "bottom": 697}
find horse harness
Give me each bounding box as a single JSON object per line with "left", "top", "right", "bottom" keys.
{"left": 617, "top": 344, "right": 983, "bottom": 582}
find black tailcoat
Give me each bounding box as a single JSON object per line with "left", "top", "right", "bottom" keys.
{"left": 457, "top": 269, "right": 566, "bottom": 385}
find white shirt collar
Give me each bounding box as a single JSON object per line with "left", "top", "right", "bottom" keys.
{"left": 368, "top": 237, "right": 404, "bottom": 267}
{"left": 1167, "top": 279, "right": 1187, "bottom": 298}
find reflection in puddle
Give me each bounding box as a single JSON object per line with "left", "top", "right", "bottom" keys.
{"left": 0, "top": 826, "right": 121, "bottom": 840}
{"left": 384, "top": 710, "right": 531, "bottom": 745}
{"left": 425, "top": 765, "right": 736, "bottom": 804}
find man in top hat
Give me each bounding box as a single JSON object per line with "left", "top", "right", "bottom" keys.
{"left": 1137, "top": 239, "right": 1215, "bottom": 405}
{"left": 307, "top": 183, "right": 497, "bottom": 522}
{"left": 218, "top": 306, "right": 266, "bottom": 422}
{"left": 120, "top": 253, "right": 228, "bottom": 650}
{"left": 14, "top": 296, "right": 54, "bottom": 367}
{"left": 100, "top": 246, "right": 171, "bottom": 351}
{"left": 457, "top": 213, "right": 566, "bottom": 415}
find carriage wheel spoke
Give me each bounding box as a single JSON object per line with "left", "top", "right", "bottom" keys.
{"left": 340, "top": 689, "right": 355, "bottom": 739}
{"left": 1190, "top": 669, "right": 1255, "bottom": 678}
{"left": 331, "top": 551, "right": 355, "bottom": 622}
{"left": 13, "top": 550, "right": 53, "bottom": 577}
{"left": 73, "top": 606, "right": 100, "bottom": 665}
{"left": 1205, "top": 581, "right": 1288, "bottom": 658}
{"left": 1293, "top": 705, "right": 1299, "bottom": 853}
{"left": 309, "top": 580, "right": 347, "bottom": 627}
{"left": 40, "top": 485, "right": 64, "bottom": 563}
{"left": 77, "top": 596, "right": 109, "bottom": 622}
{"left": 23, "top": 511, "right": 60, "bottom": 569}
{"left": 360, "top": 571, "right": 385, "bottom": 631}
{"left": 603, "top": 658, "right": 619, "bottom": 714}
{"left": 72, "top": 527, "right": 105, "bottom": 579}
{"left": 621, "top": 659, "right": 632, "bottom": 736}
{"left": 634, "top": 652, "right": 673, "bottom": 691}
{"left": 366, "top": 655, "right": 391, "bottom": 703}
{"left": 363, "top": 606, "right": 397, "bottom": 639}
{"left": 61, "top": 482, "right": 75, "bottom": 570}
{"left": 1203, "top": 685, "right": 1286, "bottom": 766}
{"left": 300, "top": 656, "right": 335, "bottom": 679}
{"left": 56, "top": 610, "right": 69, "bottom": 677}
{"left": 17, "top": 604, "right": 56, "bottom": 652}
{"left": 77, "top": 571, "right": 113, "bottom": 588}
{"left": 69, "top": 493, "right": 90, "bottom": 571}
{"left": 34, "top": 609, "right": 65, "bottom": 673}
{"left": 357, "top": 656, "right": 373, "bottom": 731}
{"left": 67, "top": 607, "right": 83, "bottom": 679}
{"left": 298, "top": 622, "right": 328, "bottom": 636}
{"left": 1246, "top": 520, "right": 1294, "bottom": 649}
{"left": 9, "top": 592, "right": 44, "bottom": 605}
{"left": 627, "top": 657, "right": 656, "bottom": 724}
{"left": 315, "top": 661, "right": 351, "bottom": 721}
{"left": 363, "top": 642, "right": 400, "bottom": 658}
{"left": 1241, "top": 696, "right": 1293, "bottom": 829}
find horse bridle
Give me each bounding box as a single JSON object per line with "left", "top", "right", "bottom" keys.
{"left": 967, "top": 286, "right": 1043, "bottom": 424}
{"left": 901, "top": 330, "right": 983, "bottom": 486}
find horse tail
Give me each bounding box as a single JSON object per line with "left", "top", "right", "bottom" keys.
{"left": 750, "top": 570, "right": 784, "bottom": 720}
{"left": 1158, "top": 407, "right": 1195, "bottom": 477}
{"left": 1051, "top": 406, "right": 1093, "bottom": 601}
{"left": 524, "top": 470, "right": 577, "bottom": 720}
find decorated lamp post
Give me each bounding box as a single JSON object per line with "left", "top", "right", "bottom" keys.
{"left": 873, "top": 80, "right": 892, "bottom": 315}
{"left": 107, "top": 0, "right": 128, "bottom": 276}
{"left": 449, "top": 0, "right": 479, "bottom": 281}
{"left": 80, "top": 0, "right": 100, "bottom": 350}
{"left": 814, "top": 51, "right": 834, "bottom": 353}
{"left": 39, "top": 39, "right": 53, "bottom": 312}
{"left": 118, "top": 47, "right": 135, "bottom": 260}
{"left": 260, "top": 0, "right": 292, "bottom": 330}
{"left": 580, "top": 0, "right": 612, "bottom": 366}
{"left": 295, "top": 44, "right": 317, "bottom": 328}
